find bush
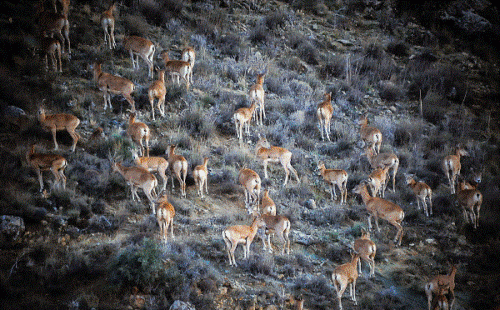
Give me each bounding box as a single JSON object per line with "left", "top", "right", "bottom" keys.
{"left": 387, "top": 41, "right": 409, "bottom": 57}
{"left": 108, "top": 238, "right": 165, "bottom": 291}
{"left": 297, "top": 40, "right": 319, "bottom": 65}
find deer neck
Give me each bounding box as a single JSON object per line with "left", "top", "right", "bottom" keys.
{"left": 249, "top": 219, "right": 262, "bottom": 237}
{"left": 358, "top": 185, "right": 372, "bottom": 204}
{"left": 449, "top": 266, "right": 457, "bottom": 280}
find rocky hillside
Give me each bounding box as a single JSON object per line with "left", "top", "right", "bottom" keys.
{"left": 1, "top": 0, "right": 500, "bottom": 309}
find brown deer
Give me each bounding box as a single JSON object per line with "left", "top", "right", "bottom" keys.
{"left": 26, "top": 144, "right": 67, "bottom": 192}
{"left": 353, "top": 182, "right": 404, "bottom": 246}
{"left": 37, "top": 106, "right": 80, "bottom": 152}
{"left": 317, "top": 92, "right": 333, "bottom": 141}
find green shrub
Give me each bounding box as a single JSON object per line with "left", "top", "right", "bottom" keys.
{"left": 108, "top": 238, "right": 165, "bottom": 291}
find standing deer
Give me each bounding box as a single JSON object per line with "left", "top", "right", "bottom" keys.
{"left": 223, "top": 216, "right": 266, "bottom": 267}
{"left": 456, "top": 180, "right": 482, "bottom": 229}
{"left": 26, "top": 144, "right": 67, "bottom": 192}
{"left": 100, "top": 3, "right": 116, "bottom": 49}
{"left": 353, "top": 229, "right": 376, "bottom": 277}
{"left": 166, "top": 145, "right": 188, "bottom": 197}
{"left": 181, "top": 47, "right": 195, "bottom": 84}
{"left": 193, "top": 157, "right": 209, "bottom": 198}
{"left": 332, "top": 252, "right": 361, "bottom": 310}
{"left": 255, "top": 137, "right": 300, "bottom": 186}
{"left": 317, "top": 161, "right": 348, "bottom": 204}
{"left": 260, "top": 189, "right": 276, "bottom": 216}
{"left": 238, "top": 168, "right": 261, "bottom": 212}
{"left": 37, "top": 36, "right": 62, "bottom": 72}
{"left": 156, "top": 194, "right": 175, "bottom": 242}
{"left": 317, "top": 92, "right": 333, "bottom": 141}
{"left": 159, "top": 51, "right": 191, "bottom": 90}
{"left": 249, "top": 73, "right": 266, "bottom": 126}
{"left": 364, "top": 147, "right": 399, "bottom": 192}
{"left": 367, "top": 166, "right": 390, "bottom": 198}
{"left": 353, "top": 182, "right": 404, "bottom": 246}
{"left": 406, "top": 175, "right": 433, "bottom": 217}
{"left": 359, "top": 115, "right": 382, "bottom": 155}
{"left": 258, "top": 213, "right": 291, "bottom": 255}
{"left": 123, "top": 35, "right": 155, "bottom": 78}
{"left": 93, "top": 62, "right": 135, "bottom": 112}
{"left": 148, "top": 69, "right": 166, "bottom": 120}
{"left": 425, "top": 264, "right": 457, "bottom": 310}
{"left": 111, "top": 161, "right": 158, "bottom": 214}
{"left": 127, "top": 112, "right": 150, "bottom": 157}
{"left": 132, "top": 150, "right": 169, "bottom": 193}
{"left": 234, "top": 102, "right": 257, "bottom": 142}
{"left": 442, "top": 146, "right": 469, "bottom": 194}
{"left": 36, "top": 4, "right": 70, "bottom": 54}
{"left": 37, "top": 106, "right": 80, "bottom": 152}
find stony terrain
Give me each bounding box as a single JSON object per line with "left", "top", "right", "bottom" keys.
{"left": 0, "top": 0, "right": 500, "bottom": 309}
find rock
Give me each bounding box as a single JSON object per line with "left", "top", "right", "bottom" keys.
{"left": 305, "top": 199, "right": 316, "bottom": 210}
{"left": 292, "top": 231, "right": 316, "bottom": 245}
{"left": 0, "top": 215, "right": 25, "bottom": 241}
{"left": 169, "top": 300, "right": 195, "bottom": 310}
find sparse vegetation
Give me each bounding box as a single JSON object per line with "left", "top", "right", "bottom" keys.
{"left": 0, "top": 0, "right": 499, "bottom": 309}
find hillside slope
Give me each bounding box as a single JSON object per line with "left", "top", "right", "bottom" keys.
{"left": 1, "top": 0, "right": 499, "bottom": 309}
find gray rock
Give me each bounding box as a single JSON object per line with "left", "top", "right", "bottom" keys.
{"left": 0, "top": 215, "right": 25, "bottom": 241}
{"left": 169, "top": 300, "right": 195, "bottom": 310}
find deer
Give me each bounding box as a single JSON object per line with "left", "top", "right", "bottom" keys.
{"left": 332, "top": 252, "right": 361, "bottom": 310}
{"left": 159, "top": 51, "right": 191, "bottom": 90}
{"left": 166, "top": 145, "right": 188, "bottom": 198}
{"left": 431, "top": 281, "right": 451, "bottom": 310}
{"left": 353, "top": 182, "right": 404, "bottom": 246}
{"left": 257, "top": 213, "right": 291, "bottom": 255}
{"left": 364, "top": 146, "right": 399, "bottom": 192}
{"left": 359, "top": 115, "right": 382, "bottom": 155}
{"left": 464, "top": 167, "right": 482, "bottom": 189}
{"left": 261, "top": 189, "right": 276, "bottom": 216}
{"left": 123, "top": 35, "right": 155, "bottom": 78}
{"left": 234, "top": 102, "right": 257, "bottom": 142}
{"left": 100, "top": 3, "right": 116, "bottom": 49}
{"left": 249, "top": 73, "right": 266, "bottom": 126}
{"left": 148, "top": 69, "right": 166, "bottom": 120}
{"left": 26, "top": 144, "right": 67, "bottom": 192}
{"left": 93, "top": 62, "right": 135, "bottom": 112}
{"left": 37, "top": 106, "right": 80, "bottom": 152}
{"left": 405, "top": 175, "right": 433, "bottom": 217}
{"left": 36, "top": 3, "right": 70, "bottom": 54}
{"left": 127, "top": 112, "right": 150, "bottom": 157}
{"left": 367, "top": 166, "right": 390, "bottom": 198}
{"left": 317, "top": 161, "right": 348, "bottom": 204}
{"left": 317, "top": 92, "right": 333, "bottom": 141}
{"left": 456, "top": 180, "right": 482, "bottom": 229}
{"left": 238, "top": 168, "right": 261, "bottom": 212}
{"left": 37, "top": 36, "right": 62, "bottom": 72}
{"left": 222, "top": 216, "right": 266, "bottom": 267}
{"left": 193, "top": 157, "right": 209, "bottom": 198}
{"left": 131, "top": 150, "right": 168, "bottom": 193}
{"left": 111, "top": 161, "right": 158, "bottom": 214}
{"left": 255, "top": 137, "right": 300, "bottom": 186}
{"left": 425, "top": 264, "right": 457, "bottom": 310}
{"left": 51, "top": 0, "right": 70, "bottom": 16}
{"left": 156, "top": 194, "right": 175, "bottom": 242}
{"left": 181, "top": 47, "right": 195, "bottom": 84}
{"left": 353, "top": 229, "right": 376, "bottom": 277}
{"left": 442, "top": 146, "right": 469, "bottom": 194}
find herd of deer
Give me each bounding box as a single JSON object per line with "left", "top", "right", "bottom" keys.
{"left": 25, "top": 1, "right": 483, "bottom": 309}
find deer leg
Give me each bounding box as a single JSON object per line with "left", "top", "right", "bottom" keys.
{"left": 51, "top": 128, "right": 58, "bottom": 150}
{"left": 352, "top": 280, "right": 357, "bottom": 304}
{"left": 36, "top": 169, "right": 44, "bottom": 192}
